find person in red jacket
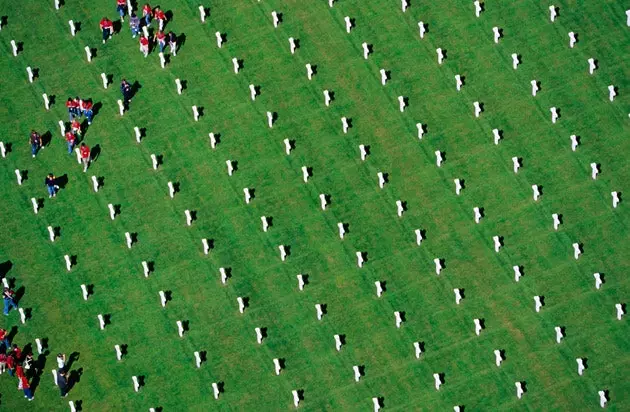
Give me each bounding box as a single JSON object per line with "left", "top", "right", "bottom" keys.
{"left": 80, "top": 143, "right": 91, "bottom": 172}
{"left": 142, "top": 3, "right": 152, "bottom": 26}
{"left": 20, "top": 374, "right": 34, "bottom": 401}
{"left": 154, "top": 7, "right": 166, "bottom": 31}
{"left": 65, "top": 131, "right": 76, "bottom": 154}
{"left": 71, "top": 119, "right": 81, "bottom": 136}
{"left": 0, "top": 328, "right": 9, "bottom": 349}
{"left": 116, "top": 0, "right": 127, "bottom": 22}
{"left": 139, "top": 35, "right": 149, "bottom": 57}
{"left": 154, "top": 30, "right": 166, "bottom": 52}
{"left": 12, "top": 344, "right": 22, "bottom": 361}
{"left": 100, "top": 17, "right": 114, "bottom": 44}
{"left": 6, "top": 353, "right": 15, "bottom": 376}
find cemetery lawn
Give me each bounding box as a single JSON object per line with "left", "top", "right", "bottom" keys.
{"left": 1, "top": 0, "right": 629, "bottom": 410}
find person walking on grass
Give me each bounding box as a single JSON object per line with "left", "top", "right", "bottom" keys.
{"left": 154, "top": 30, "right": 166, "bottom": 52}
{"left": 84, "top": 99, "right": 94, "bottom": 125}
{"left": 99, "top": 17, "right": 114, "bottom": 44}
{"left": 168, "top": 31, "right": 177, "bottom": 56}
{"left": 20, "top": 374, "right": 34, "bottom": 401}
{"left": 58, "top": 370, "right": 69, "bottom": 397}
{"left": 66, "top": 97, "right": 78, "bottom": 121}
{"left": 121, "top": 79, "right": 132, "bottom": 105}
{"left": 116, "top": 0, "right": 126, "bottom": 22}
{"left": 154, "top": 7, "right": 166, "bottom": 31}
{"left": 45, "top": 173, "right": 58, "bottom": 198}
{"left": 6, "top": 353, "right": 15, "bottom": 376}
{"left": 65, "top": 131, "right": 76, "bottom": 154}
{"left": 0, "top": 328, "right": 10, "bottom": 349}
{"left": 3, "top": 287, "right": 18, "bottom": 316}
{"left": 80, "top": 143, "right": 91, "bottom": 172}
{"left": 139, "top": 35, "right": 149, "bottom": 57}
{"left": 29, "top": 130, "right": 42, "bottom": 158}
{"left": 142, "top": 3, "right": 152, "bottom": 26}
{"left": 129, "top": 13, "right": 140, "bottom": 38}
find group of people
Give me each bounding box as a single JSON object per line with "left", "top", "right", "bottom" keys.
{"left": 0, "top": 329, "right": 36, "bottom": 401}
{"left": 99, "top": 2, "right": 179, "bottom": 59}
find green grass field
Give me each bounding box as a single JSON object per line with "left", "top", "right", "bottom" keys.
{"left": 1, "top": 0, "right": 629, "bottom": 410}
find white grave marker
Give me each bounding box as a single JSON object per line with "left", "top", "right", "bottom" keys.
{"left": 599, "top": 391, "right": 608, "bottom": 408}
{"left": 115, "top": 344, "right": 123, "bottom": 360}
{"left": 576, "top": 358, "right": 585, "bottom": 376}
{"left": 434, "top": 373, "right": 443, "bottom": 390}
{"left": 414, "top": 342, "right": 422, "bottom": 358}
{"left": 550, "top": 107, "right": 559, "bottom": 123}
{"left": 341, "top": 117, "right": 349, "bottom": 134}
{"left": 226, "top": 160, "right": 234, "bottom": 176}
{"left": 19, "top": 308, "right": 26, "bottom": 324}
{"left": 534, "top": 296, "right": 543, "bottom": 312}
{"left": 608, "top": 85, "right": 617, "bottom": 102}
{"left": 455, "top": 74, "right": 462, "bottom": 91}
{"left": 292, "top": 390, "right": 300, "bottom": 408}
{"left": 289, "top": 37, "right": 297, "bottom": 54}
{"left": 279, "top": 245, "right": 288, "bottom": 261}
{"left": 192, "top": 106, "right": 199, "bottom": 121}
{"left": 434, "top": 258, "right": 443, "bottom": 275}
{"left": 272, "top": 11, "right": 279, "bottom": 28}
{"left": 359, "top": 144, "right": 367, "bottom": 161}
{"left": 338, "top": 222, "right": 345, "bottom": 239}
{"left": 513, "top": 265, "right": 522, "bottom": 282}
{"left": 494, "top": 349, "right": 503, "bottom": 367}
{"left": 532, "top": 185, "right": 541, "bottom": 201}
{"left": 362, "top": 42, "right": 370, "bottom": 59}
{"left": 117, "top": 99, "right": 124, "bottom": 116}
{"left": 570, "top": 134, "right": 579, "bottom": 151}
{"left": 353, "top": 365, "right": 361, "bottom": 382}
{"left": 261, "top": 216, "right": 270, "bottom": 232}
{"left": 573, "top": 243, "right": 582, "bottom": 259}
{"left": 398, "top": 96, "right": 406, "bottom": 112}
{"left": 418, "top": 21, "right": 426, "bottom": 38}
{"left": 616, "top": 303, "right": 625, "bottom": 320}
{"left": 454, "top": 288, "right": 463, "bottom": 305}
{"left": 273, "top": 358, "right": 282, "bottom": 375}
{"left": 555, "top": 326, "right": 564, "bottom": 343}
{"left": 212, "top": 382, "right": 220, "bottom": 399}
{"left": 91, "top": 175, "right": 99, "bottom": 192}
{"left": 436, "top": 48, "right": 444, "bottom": 65}
{"left": 593, "top": 272, "right": 603, "bottom": 290}
{"left": 125, "top": 232, "right": 133, "bottom": 248}
{"left": 237, "top": 297, "right": 246, "bottom": 314}
{"left": 531, "top": 80, "right": 539, "bottom": 96}
{"left": 394, "top": 311, "right": 403, "bottom": 328}
{"left": 588, "top": 58, "right": 597, "bottom": 75}
{"left": 255, "top": 327, "right": 264, "bottom": 344}
{"left": 199, "top": 6, "right": 206, "bottom": 23}
{"left": 454, "top": 179, "right": 463, "bottom": 195}
{"left": 474, "top": 318, "right": 483, "bottom": 335}
{"left": 284, "top": 138, "right": 292, "bottom": 155}
{"left": 159, "top": 291, "right": 167, "bottom": 307}
{"left": 568, "top": 32, "right": 577, "bottom": 48}
{"left": 31, "top": 197, "right": 39, "bottom": 214}
{"left": 10, "top": 40, "right": 18, "bottom": 56}
{"left": 220, "top": 267, "right": 228, "bottom": 284}
{"left": 215, "top": 32, "right": 223, "bottom": 48}
{"left": 611, "top": 192, "right": 620, "bottom": 208}
{"left": 474, "top": 1, "right": 482, "bottom": 17}
{"left": 396, "top": 200, "right": 404, "bottom": 217}
{"left": 511, "top": 53, "right": 520, "bottom": 69}
{"left": 550, "top": 5, "right": 557, "bottom": 22}
{"left": 132, "top": 376, "right": 140, "bottom": 392}
{"left": 194, "top": 351, "right": 202, "bottom": 368}
{"left": 315, "top": 304, "right": 324, "bottom": 320}
{"left": 344, "top": 16, "right": 352, "bottom": 33}
{"left": 356, "top": 251, "right": 364, "bottom": 268}
{"left": 297, "top": 274, "right": 305, "bottom": 291}
{"left": 0, "top": 142, "right": 5, "bottom": 158}
{"left": 324, "top": 90, "right": 331, "bottom": 107}
{"left": 27, "top": 67, "right": 34, "bottom": 83}
{"left": 43, "top": 93, "right": 50, "bottom": 110}
{"left": 474, "top": 207, "right": 482, "bottom": 223}
{"left": 493, "top": 26, "right": 501, "bottom": 43}
{"left": 267, "top": 111, "right": 273, "bottom": 128}
{"left": 232, "top": 57, "right": 240, "bottom": 73}
{"left": 64, "top": 254, "right": 72, "bottom": 271}
{"left": 175, "top": 78, "right": 183, "bottom": 95}
{"left": 177, "top": 320, "right": 185, "bottom": 337}
{"left": 474, "top": 101, "right": 482, "bottom": 117}
{"left": 202, "top": 239, "right": 210, "bottom": 255}
{"left": 85, "top": 46, "right": 92, "bottom": 62}
{"left": 516, "top": 382, "right": 524, "bottom": 399}
{"left": 81, "top": 284, "right": 89, "bottom": 300}
{"left": 306, "top": 63, "right": 314, "bottom": 80}
{"left": 375, "top": 281, "right": 383, "bottom": 297}
{"left": 552, "top": 213, "right": 561, "bottom": 230}
{"left": 334, "top": 334, "right": 343, "bottom": 351}
{"left": 98, "top": 314, "right": 106, "bottom": 330}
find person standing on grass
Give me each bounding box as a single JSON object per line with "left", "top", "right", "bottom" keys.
{"left": 3, "top": 287, "right": 18, "bottom": 316}
{"left": 168, "top": 31, "right": 177, "bottom": 56}
{"left": 116, "top": 0, "right": 126, "bottom": 22}
{"left": 29, "top": 130, "right": 42, "bottom": 158}
{"left": 0, "top": 328, "right": 10, "bottom": 349}
{"left": 129, "top": 13, "right": 140, "bottom": 38}
{"left": 12, "top": 344, "right": 23, "bottom": 362}
{"left": 80, "top": 143, "right": 91, "bottom": 172}
{"left": 65, "top": 131, "right": 76, "bottom": 154}
{"left": 121, "top": 79, "right": 132, "bottom": 105}
{"left": 71, "top": 118, "right": 82, "bottom": 137}
{"left": 58, "top": 370, "right": 69, "bottom": 397}
{"left": 100, "top": 17, "right": 114, "bottom": 44}
{"left": 154, "top": 7, "right": 166, "bottom": 31}
{"left": 65, "top": 98, "right": 77, "bottom": 121}
{"left": 6, "top": 353, "right": 15, "bottom": 376}
{"left": 20, "top": 374, "right": 34, "bottom": 401}
{"left": 154, "top": 30, "right": 166, "bottom": 52}
{"left": 139, "top": 35, "right": 149, "bottom": 57}
{"left": 45, "top": 173, "right": 57, "bottom": 198}
{"left": 84, "top": 99, "right": 94, "bottom": 125}
{"left": 142, "top": 3, "right": 152, "bottom": 26}
{"left": 56, "top": 353, "right": 66, "bottom": 373}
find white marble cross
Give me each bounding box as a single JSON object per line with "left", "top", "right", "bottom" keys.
{"left": 474, "top": 318, "right": 483, "bottom": 335}
{"left": 474, "top": 207, "right": 482, "bottom": 223}
{"left": 10, "top": 40, "right": 18, "bottom": 56}
{"left": 177, "top": 320, "right": 185, "bottom": 337}
{"left": 52, "top": 369, "right": 58, "bottom": 386}
{"left": 302, "top": 166, "right": 309, "bottom": 183}
{"left": 98, "top": 314, "right": 106, "bottom": 330}
{"left": 297, "top": 274, "right": 305, "bottom": 291}
{"left": 159, "top": 291, "right": 167, "bottom": 307}
{"left": 273, "top": 358, "right": 282, "bottom": 375}
{"left": 532, "top": 184, "right": 541, "bottom": 201}
{"left": 570, "top": 134, "right": 579, "bottom": 151}
{"left": 64, "top": 254, "right": 72, "bottom": 271}
{"left": 175, "top": 78, "right": 183, "bottom": 95}
{"left": 515, "top": 382, "right": 524, "bottom": 399}
{"left": 402, "top": 0, "right": 408, "bottom": 12}
{"left": 255, "top": 327, "right": 264, "bottom": 344}
{"left": 244, "top": 188, "right": 252, "bottom": 204}
{"left": 283, "top": 138, "right": 292, "bottom": 155}
{"left": 398, "top": 96, "right": 406, "bottom": 112}
{"left": 434, "top": 373, "right": 443, "bottom": 390}
{"left": 493, "top": 235, "right": 502, "bottom": 252}
{"left": 512, "top": 156, "right": 521, "bottom": 173}
{"left": 550, "top": 107, "right": 559, "bottom": 123}
{"left": 85, "top": 46, "right": 92, "bottom": 62}
{"left": 356, "top": 251, "right": 364, "bottom": 268}
{"left": 261, "top": 216, "right": 270, "bottom": 232}
{"left": 324, "top": 90, "right": 332, "bottom": 106}
{"left": 377, "top": 172, "right": 386, "bottom": 189}
{"left": 436, "top": 48, "right": 444, "bottom": 65}
{"left": 279, "top": 245, "right": 288, "bottom": 261}
{"left": 359, "top": 144, "right": 367, "bottom": 161}
{"left": 362, "top": 42, "right": 370, "bottom": 59}
{"left": 319, "top": 193, "right": 328, "bottom": 210}
{"left": 493, "top": 26, "right": 501, "bottom": 43}
{"left": 375, "top": 281, "right": 383, "bottom": 297}
{"left": 194, "top": 351, "right": 202, "bottom": 368}
{"left": 289, "top": 37, "right": 297, "bottom": 54}
{"left": 534, "top": 296, "right": 543, "bottom": 312}
{"left": 573, "top": 242, "right": 582, "bottom": 259}
{"left": 115, "top": 344, "right": 123, "bottom": 360}
{"left": 353, "top": 365, "right": 362, "bottom": 382}
{"left": 591, "top": 163, "right": 599, "bottom": 180}
{"left": 434, "top": 258, "right": 443, "bottom": 275}
{"left": 334, "top": 334, "right": 343, "bottom": 351}
{"left": 455, "top": 74, "right": 463, "bottom": 91}
{"left": 474, "top": 101, "right": 482, "bottom": 117}
{"left": 42, "top": 93, "right": 50, "bottom": 110}
{"left": 531, "top": 80, "right": 539, "bottom": 97}
{"left": 215, "top": 31, "right": 223, "bottom": 48}
{"left": 315, "top": 304, "right": 324, "bottom": 320}
{"left": 237, "top": 297, "right": 246, "bottom": 313}
{"left": 555, "top": 326, "right": 564, "bottom": 343}
{"left": 511, "top": 53, "right": 520, "bottom": 69}
{"left": 31, "top": 197, "right": 39, "bottom": 214}
{"left": 394, "top": 311, "right": 403, "bottom": 328}
{"left": 608, "top": 85, "right": 617, "bottom": 102}
{"left": 338, "top": 222, "right": 346, "bottom": 239}
{"left": 48, "top": 226, "right": 56, "bottom": 242}
{"left": 272, "top": 11, "right": 280, "bottom": 28}
{"left": 611, "top": 191, "right": 620, "bottom": 208}
{"left": 249, "top": 84, "right": 257, "bottom": 101}
{"left": 513, "top": 265, "right": 522, "bottom": 282}
{"left": 292, "top": 390, "right": 300, "bottom": 408}
{"left": 226, "top": 160, "right": 234, "bottom": 176}
{"left": 454, "top": 288, "right": 463, "bottom": 305}
{"left": 373, "top": 398, "right": 381, "bottom": 412}
{"left": 55, "top": 0, "right": 61, "bottom": 10}
{"left": 232, "top": 57, "right": 240, "bottom": 73}
{"left": 616, "top": 303, "right": 625, "bottom": 320}
{"left": 380, "top": 69, "right": 387, "bottom": 86}
{"left": 396, "top": 200, "right": 404, "bottom": 217}
{"left": 168, "top": 182, "right": 175, "bottom": 198}
{"left": 192, "top": 106, "right": 200, "bottom": 121}
{"left": 36, "top": 338, "right": 43, "bottom": 355}
{"left": 150, "top": 154, "right": 159, "bottom": 169}
{"left": 14, "top": 169, "right": 22, "bottom": 185}
{"left": 202, "top": 239, "right": 210, "bottom": 255}
{"left": 132, "top": 376, "right": 140, "bottom": 392}
{"left": 593, "top": 272, "right": 603, "bottom": 290}
{"left": 220, "top": 267, "right": 228, "bottom": 284}
{"left": 267, "top": 111, "right": 274, "bottom": 128}
{"left": 341, "top": 117, "right": 349, "bottom": 134}
{"left": 211, "top": 382, "right": 220, "bottom": 400}
{"left": 549, "top": 5, "right": 557, "bottom": 22}
{"left": 414, "top": 342, "right": 423, "bottom": 358}
{"left": 344, "top": 16, "right": 352, "bottom": 33}
{"left": 494, "top": 349, "right": 503, "bottom": 367}
{"left": 599, "top": 390, "right": 608, "bottom": 408}
{"left": 474, "top": 1, "right": 482, "bottom": 17}
{"left": 418, "top": 21, "right": 426, "bottom": 39}
{"left": 454, "top": 179, "right": 463, "bottom": 195}
{"left": 576, "top": 358, "right": 585, "bottom": 376}
{"left": 81, "top": 284, "right": 89, "bottom": 300}
{"left": 0, "top": 141, "right": 5, "bottom": 158}
{"left": 306, "top": 63, "right": 314, "bottom": 80}
{"left": 27, "top": 66, "right": 34, "bottom": 83}
{"left": 19, "top": 308, "right": 26, "bottom": 324}
{"left": 552, "top": 213, "right": 561, "bottom": 230}
{"left": 199, "top": 6, "right": 206, "bottom": 22}
{"left": 125, "top": 232, "right": 133, "bottom": 248}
